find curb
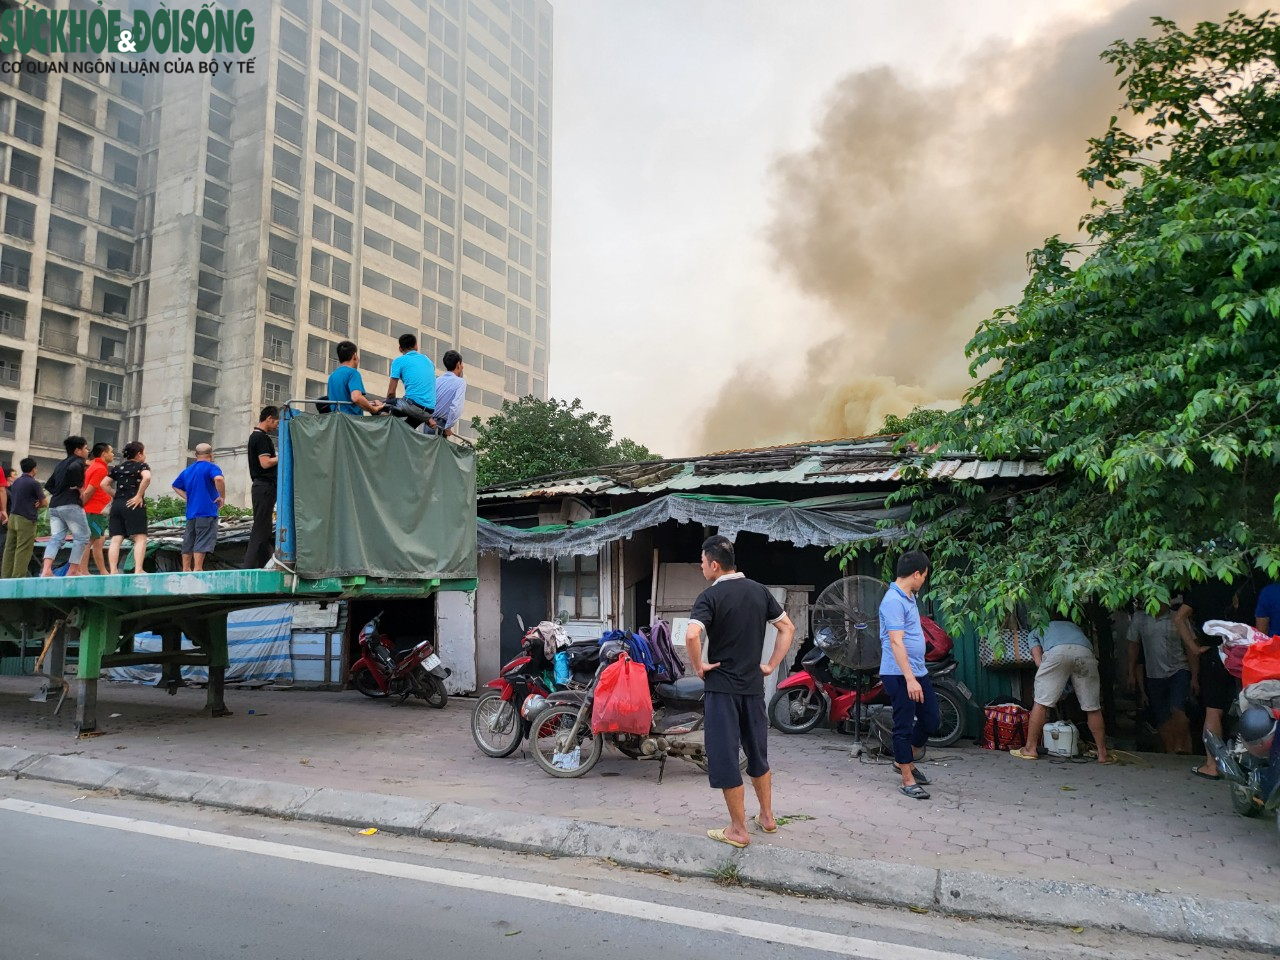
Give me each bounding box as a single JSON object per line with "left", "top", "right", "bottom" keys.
{"left": 3, "top": 748, "right": 1276, "bottom": 952}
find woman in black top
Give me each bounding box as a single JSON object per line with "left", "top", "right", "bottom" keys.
{"left": 107, "top": 441, "right": 151, "bottom": 574}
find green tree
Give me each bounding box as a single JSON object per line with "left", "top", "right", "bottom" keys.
{"left": 878, "top": 407, "right": 948, "bottom": 437}
{"left": 608, "top": 436, "right": 659, "bottom": 464}
{"left": 841, "top": 13, "right": 1280, "bottom": 631}
{"left": 471, "top": 396, "right": 660, "bottom": 487}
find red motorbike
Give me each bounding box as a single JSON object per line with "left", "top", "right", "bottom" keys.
{"left": 349, "top": 611, "right": 450, "bottom": 708}
{"left": 769, "top": 618, "right": 971, "bottom": 747}
{"left": 470, "top": 623, "right": 555, "bottom": 757}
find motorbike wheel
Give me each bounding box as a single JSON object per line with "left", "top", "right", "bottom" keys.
{"left": 471, "top": 691, "right": 523, "bottom": 758}
{"left": 350, "top": 665, "right": 388, "bottom": 699}
{"left": 768, "top": 687, "right": 824, "bottom": 734}
{"left": 419, "top": 670, "right": 448, "bottom": 709}
{"left": 530, "top": 705, "right": 602, "bottom": 778}
{"left": 1230, "top": 781, "right": 1264, "bottom": 818}
{"left": 927, "top": 683, "right": 965, "bottom": 748}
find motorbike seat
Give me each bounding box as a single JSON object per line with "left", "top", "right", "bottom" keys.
{"left": 656, "top": 676, "right": 705, "bottom": 702}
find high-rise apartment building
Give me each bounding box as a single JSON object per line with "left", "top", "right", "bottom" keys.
{"left": 0, "top": 0, "right": 552, "bottom": 505}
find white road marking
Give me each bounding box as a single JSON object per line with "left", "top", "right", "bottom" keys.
{"left": 0, "top": 797, "right": 988, "bottom": 960}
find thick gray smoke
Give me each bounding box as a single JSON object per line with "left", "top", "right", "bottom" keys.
{"left": 696, "top": 0, "right": 1246, "bottom": 452}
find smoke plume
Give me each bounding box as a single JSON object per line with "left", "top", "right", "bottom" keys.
{"left": 695, "top": 0, "right": 1245, "bottom": 452}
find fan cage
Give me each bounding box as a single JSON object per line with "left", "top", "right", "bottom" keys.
{"left": 813, "top": 621, "right": 882, "bottom": 672}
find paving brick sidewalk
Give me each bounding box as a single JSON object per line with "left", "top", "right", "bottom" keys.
{"left": 2, "top": 677, "right": 1275, "bottom": 904}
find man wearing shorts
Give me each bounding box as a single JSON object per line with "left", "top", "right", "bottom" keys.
{"left": 1179, "top": 582, "right": 1250, "bottom": 780}
{"left": 1127, "top": 603, "right": 1192, "bottom": 753}
{"left": 108, "top": 441, "right": 151, "bottom": 574}
{"left": 171, "top": 444, "right": 225, "bottom": 572}
{"left": 81, "top": 442, "right": 114, "bottom": 574}
{"left": 685, "top": 535, "right": 794, "bottom": 848}
{"left": 1011, "top": 616, "right": 1113, "bottom": 763}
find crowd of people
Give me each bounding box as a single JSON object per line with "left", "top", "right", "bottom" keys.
{"left": 238, "top": 336, "right": 467, "bottom": 571}
{"left": 0, "top": 437, "right": 154, "bottom": 579}
{"left": 0, "top": 338, "right": 467, "bottom": 578}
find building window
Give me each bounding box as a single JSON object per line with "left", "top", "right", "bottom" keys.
{"left": 555, "top": 554, "right": 601, "bottom": 621}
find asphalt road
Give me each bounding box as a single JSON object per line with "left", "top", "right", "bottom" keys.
{"left": 0, "top": 779, "right": 1265, "bottom": 960}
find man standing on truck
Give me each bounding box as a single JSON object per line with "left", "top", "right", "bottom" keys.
{"left": 81, "top": 442, "right": 115, "bottom": 574}
{"left": 384, "top": 334, "right": 436, "bottom": 429}
{"left": 242, "top": 407, "right": 279, "bottom": 569}
{"left": 172, "top": 444, "right": 225, "bottom": 572}
{"left": 41, "top": 436, "right": 90, "bottom": 577}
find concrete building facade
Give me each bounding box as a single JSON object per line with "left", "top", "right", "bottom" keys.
{"left": 0, "top": 0, "right": 553, "bottom": 505}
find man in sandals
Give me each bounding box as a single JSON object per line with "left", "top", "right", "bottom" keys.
{"left": 1011, "top": 615, "right": 1114, "bottom": 764}
{"left": 687, "top": 535, "right": 795, "bottom": 848}
{"left": 880, "top": 551, "right": 941, "bottom": 800}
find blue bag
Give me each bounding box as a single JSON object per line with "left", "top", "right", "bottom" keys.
{"left": 553, "top": 651, "right": 571, "bottom": 687}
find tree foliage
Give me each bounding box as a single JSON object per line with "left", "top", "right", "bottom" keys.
{"left": 471, "top": 396, "right": 659, "bottom": 487}
{"left": 878, "top": 407, "right": 948, "bottom": 437}
{"left": 840, "top": 12, "right": 1280, "bottom": 631}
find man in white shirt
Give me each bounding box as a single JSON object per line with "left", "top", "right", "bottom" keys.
{"left": 430, "top": 350, "right": 467, "bottom": 437}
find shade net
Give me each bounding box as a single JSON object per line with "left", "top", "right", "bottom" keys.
{"left": 289, "top": 414, "right": 477, "bottom": 580}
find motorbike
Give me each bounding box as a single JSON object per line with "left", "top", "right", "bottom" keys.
{"left": 1204, "top": 705, "right": 1280, "bottom": 835}
{"left": 471, "top": 622, "right": 555, "bottom": 757}
{"left": 348, "top": 611, "right": 450, "bottom": 708}
{"left": 525, "top": 640, "right": 746, "bottom": 781}
{"left": 768, "top": 626, "right": 973, "bottom": 746}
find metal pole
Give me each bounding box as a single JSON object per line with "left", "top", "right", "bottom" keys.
{"left": 276, "top": 404, "right": 298, "bottom": 564}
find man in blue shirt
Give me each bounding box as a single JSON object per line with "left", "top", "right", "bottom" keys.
{"left": 879, "top": 550, "right": 940, "bottom": 800}
{"left": 326, "top": 340, "right": 384, "bottom": 415}
{"left": 1258, "top": 582, "right": 1280, "bottom": 634}
{"left": 171, "top": 444, "right": 225, "bottom": 572}
{"left": 384, "top": 333, "right": 436, "bottom": 429}
{"left": 430, "top": 350, "right": 467, "bottom": 437}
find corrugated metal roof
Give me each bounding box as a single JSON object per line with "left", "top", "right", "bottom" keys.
{"left": 479, "top": 439, "right": 1045, "bottom": 501}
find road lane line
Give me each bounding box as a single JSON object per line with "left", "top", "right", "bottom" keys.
{"left": 0, "top": 797, "right": 989, "bottom": 960}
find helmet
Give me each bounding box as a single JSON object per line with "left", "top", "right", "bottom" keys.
{"left": 1238, "top": 706, "right": 1277, "bottom": 746}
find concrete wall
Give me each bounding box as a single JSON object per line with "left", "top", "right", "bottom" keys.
{"left": 474, "top": 552, "right": 502, "bottom": 688}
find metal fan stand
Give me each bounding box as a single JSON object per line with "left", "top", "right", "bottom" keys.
{"left": 847, "top": 620, "right": 874, "bottom": 758}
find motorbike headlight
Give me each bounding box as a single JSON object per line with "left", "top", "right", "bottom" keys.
{"left": 521, "top": 694, "right": 547, "bottom": 719}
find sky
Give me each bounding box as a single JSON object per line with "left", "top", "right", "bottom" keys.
{"left": 541, "top": 0, "right": 1238, "bottom": 457}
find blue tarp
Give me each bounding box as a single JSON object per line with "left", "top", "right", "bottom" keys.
{"left": 105, "top": 603, "right": 295, "bottom": 684}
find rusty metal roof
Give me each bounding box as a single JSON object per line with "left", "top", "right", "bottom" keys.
{"left": 478, "top": 439, "right": 1045, "bottom": 501}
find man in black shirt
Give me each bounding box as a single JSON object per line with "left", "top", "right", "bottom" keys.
{"left": 1177, "top": 580, "right": 1251, "bottom": 780}
{"left": 242, "top": 406, "right": 280, "bottom": 568}
{"left": 686, "top": 535, "right": 795, "bottom": 848}
{"left": 40, "top": 435, "right": 90, "bottom": 577}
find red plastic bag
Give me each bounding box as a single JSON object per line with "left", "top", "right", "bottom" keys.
{"left": 591, "top": 653, "right": 652, "bottom": 735}
{"left": 1242, "top": 635, "right": 1280, "bottom": 688}
{"left": 921, "top": 615, "right": 953, "bottom": 660}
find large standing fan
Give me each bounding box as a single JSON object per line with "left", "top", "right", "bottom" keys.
{"left": 812, "top": 576, "right": 889, "bottom": 753}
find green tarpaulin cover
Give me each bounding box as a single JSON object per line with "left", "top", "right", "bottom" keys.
{"left": 289, "top": 414, "right": 477, "bottom": 580}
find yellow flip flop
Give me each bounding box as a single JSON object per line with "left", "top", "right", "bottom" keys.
{"left": 707, "top": 828, "right": 748, "bottom": 848}
{"left": 752, "top": 816, "right": 778, "bottom": 834}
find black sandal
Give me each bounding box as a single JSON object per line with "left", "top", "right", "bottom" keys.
{"left": 1190, "top": 766, "right": 1221, "bottom": 781}
{"left": 894, "top": 764, "right": 930, "bottom": 785}
{"left": 900, "top": 784, "right": 930, "bottom": 800}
